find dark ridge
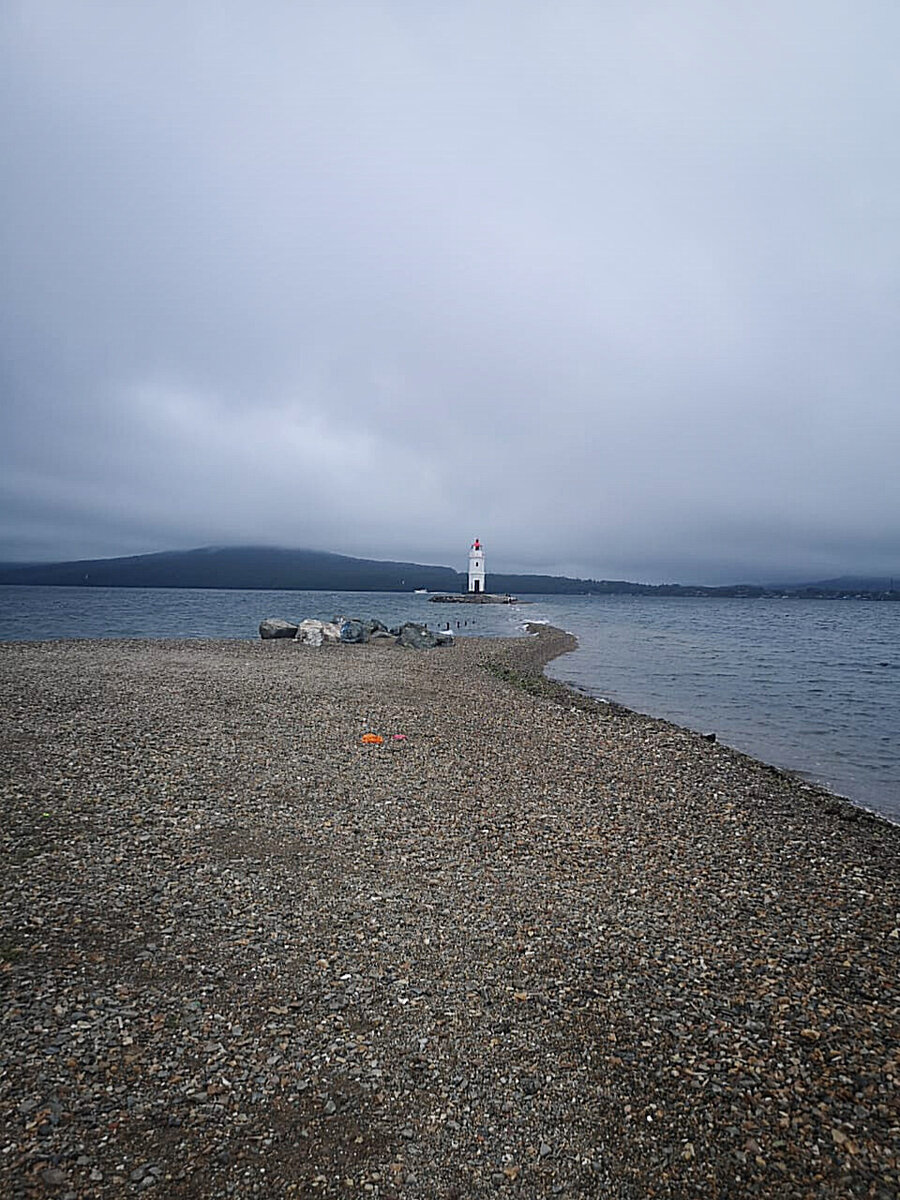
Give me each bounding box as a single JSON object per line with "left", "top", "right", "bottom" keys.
{"left": 0, "top": 547, "right": 897, "bottom": 599}
{"left": 0, "top": 546, "right": 463, "bottom": 593}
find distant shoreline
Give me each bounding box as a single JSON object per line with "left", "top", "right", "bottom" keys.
{"left": 1, "top": 545, "right": 897, "bottom": 598}
{"left": 2, "top": 578, "right": 899, "bottom": 601}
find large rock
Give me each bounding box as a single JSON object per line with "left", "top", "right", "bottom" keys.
{"left": 339, "top": 619, "right": 369, "bottom": 644}
{"left": 295, "top": 619, "right": 342, "bottom": 647}
{"left": 397, "top": 622, "right": 447, "bottom": 649}
{"left": 259, "top": 618, "right": 299, "bottom": 640}
{"left": 295, "top": 619, "right": 324, "bottom": 647}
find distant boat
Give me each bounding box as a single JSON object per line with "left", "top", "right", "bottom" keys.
{"left": 413, "top": 588, "right": 429, "bottom": 594}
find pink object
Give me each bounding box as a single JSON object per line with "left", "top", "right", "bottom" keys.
{"left": 392, "top": 734, "right": 407, "bottom": 741}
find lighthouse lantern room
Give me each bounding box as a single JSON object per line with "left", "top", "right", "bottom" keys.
{"left": 468, "top": 538, "right": 485, "bottom": 594}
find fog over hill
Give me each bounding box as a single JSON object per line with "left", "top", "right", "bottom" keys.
{"left": 781, "top": 575, "right": 898, "bottom": 593}
{"left": 1, "top": 547, "right": 897, "bottom": 599}
{"left": 0, "top": 547, "right": 462, "bottom": 594}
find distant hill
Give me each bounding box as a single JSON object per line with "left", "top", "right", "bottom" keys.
{"left": 487, "top": 572, "right": 622, "bottom": 595}
{"left": 0, "top": 546, "right": 463, "bottom": 593}
{"left": 0, "top": 549, "right": 650, "bottom": 594}
{"left": 0, "top": 547, "right": 897, "bottom": 598}
{"left": 783, "top": 575, "right": 898, "bottom": 592}
{"left": 0, "top": 550, "right": 689, "bottom": 595}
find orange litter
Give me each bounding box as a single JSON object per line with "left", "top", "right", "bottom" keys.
{"left": 361, "top": 733, "right": 384, "bottom": 744}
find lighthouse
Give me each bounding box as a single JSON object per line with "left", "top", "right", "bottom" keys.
{"left": 467, "top": 538, "right": 485, "bottom": 594}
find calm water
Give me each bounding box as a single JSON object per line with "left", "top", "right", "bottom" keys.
{"left": 532, "top": 595, "right": 899, "bottom": 821}
{"left": 1, "top": 586, "right": 897, "bottom": 820}
{"left": 0, "top": 586, "right": 523, "bottom": 642}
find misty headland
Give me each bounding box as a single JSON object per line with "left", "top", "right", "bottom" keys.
{"left": 0, "top": 545, "right": 897, "bottom": 600}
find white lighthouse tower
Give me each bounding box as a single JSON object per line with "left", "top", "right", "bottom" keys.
{"left": 467, "top": 537, "right": 485, "bottom": 594}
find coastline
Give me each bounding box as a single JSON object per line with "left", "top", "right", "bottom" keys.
{"left": 1, "top": 628, "right": 897, "bottom": 1198}
{"left": 528, "top": 622, "right": 899, "bottom": 830}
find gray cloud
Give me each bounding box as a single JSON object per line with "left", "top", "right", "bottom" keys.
{"left": 2, "top": 1, "right": 899, "bottom": 583}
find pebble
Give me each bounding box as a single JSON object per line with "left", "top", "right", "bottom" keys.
{"left": 0, "top": 630, "right": 898, "bottom": 1198}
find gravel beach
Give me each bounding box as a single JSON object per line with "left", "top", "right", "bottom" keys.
{"left": 1, "top": 628, "right": 898, "bottom": 1199}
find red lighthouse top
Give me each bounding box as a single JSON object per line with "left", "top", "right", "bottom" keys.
{"left": 472, "top": 538, "right": 481, "bottom": 550}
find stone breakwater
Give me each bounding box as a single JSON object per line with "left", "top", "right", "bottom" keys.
{"left": 427, "top": 595, "right": 518, "bottom": 605}
{"left": 259, "top": 618, "right": 454, "bottom": 649}
{"left": 0, "top": 628, "right": 898, "bottom": 1199}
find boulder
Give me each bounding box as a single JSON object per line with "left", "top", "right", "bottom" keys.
{"left": 339, "top": 618, "right": 369, "bottom": 643}
{"left": 294, "top": 619, "right": 343, "bottom": 647}
{"left": 295, "top": 619, "right": 325, "bottom": 647}
{"left": 259, "top": 618, "right": 299, "bottom": 640}
{"left": 397, "top": 622, "right": 444, "bottom": 649}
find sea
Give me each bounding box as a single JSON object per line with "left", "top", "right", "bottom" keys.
{"left": 1, "top": 585, "right": 897, "bottom": 823}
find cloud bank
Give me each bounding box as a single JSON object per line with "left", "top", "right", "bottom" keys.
{"left": 2, "top": 1, "right": 899, "bottom": 583}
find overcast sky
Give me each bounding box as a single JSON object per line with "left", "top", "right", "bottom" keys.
{"left": 2, "top": 1, "right": 899, "bottom": 583}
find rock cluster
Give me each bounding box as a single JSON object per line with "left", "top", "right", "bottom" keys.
{"left": 259, "top": 616, "right": 454, "bottom": 649}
